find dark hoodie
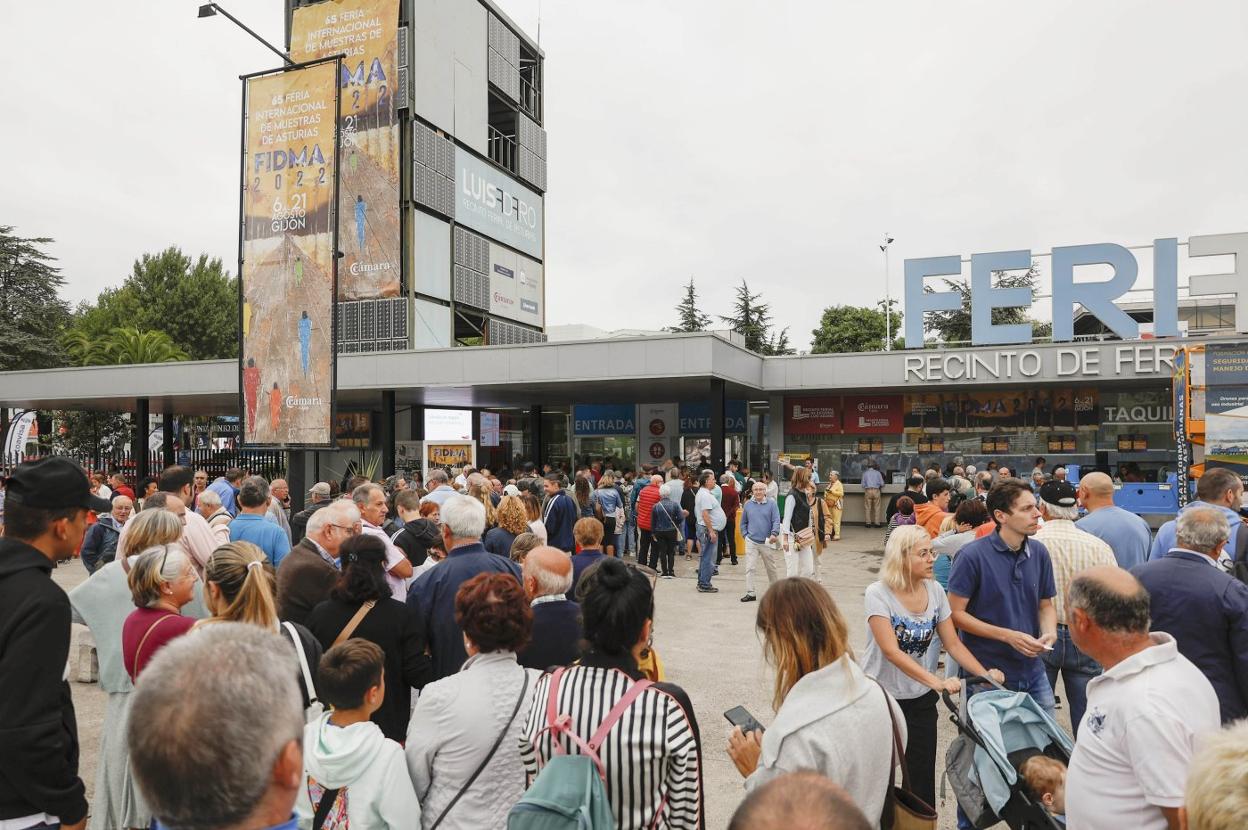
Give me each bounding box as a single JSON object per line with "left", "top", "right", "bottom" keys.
{"left": 0, "top": 537, "right": 87, "bottom": 824}
{"left": 390, "top": 518, "right": 442, "bottom": 567}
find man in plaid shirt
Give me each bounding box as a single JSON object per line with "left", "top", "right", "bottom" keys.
{"left": 1034, "top": 479, "right": 1118, "bottom": 737}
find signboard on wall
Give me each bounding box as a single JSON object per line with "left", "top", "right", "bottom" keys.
{"left": 480, "top": 412, "right": 500, "bottom": 447}
{"left": 427, "top": 443, "right": 473, "bottom": 467}
{"left": 425, "top": 408, "right": 473, "bottom": 441}
{"left": 842, "top": 395, "right": 903, "bottom": 434}
{"left": 574, "top": 404, "right": 636, "bottom": 436}
{"left": 456, "top": 148, "right": 544, "bottom": 259}
{"left": 335, "top": 412, "right": 372, "bottom": 448}
{"left": 637, "top": 403, "right": 677, "bottom": 460}
{"left": 291, "top": 0, "right": 402, "bottom": 300}
{"left": 678, "top": 400, "right": 748, "bottom": 433}
{"left": 240, "top": 60, "right": 339, "bottom": 447}
{"left": 784, "top": 397, "right": 840, "bottom": 435}
{"left": 488, "top": 241, "right": 543, "bottom": 326}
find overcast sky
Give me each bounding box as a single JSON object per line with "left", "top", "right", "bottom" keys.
{"left": 4, "top": 1, "right": 1248, "bottom": 350}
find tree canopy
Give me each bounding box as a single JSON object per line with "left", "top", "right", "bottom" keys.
{"left": 717, "top": 279, "right": 794, "bottom": 355}
{"left": 0, "top": 226, "right": 72, "bottom": 370}
{"left": 668, "top": 278, "right": 712, "bottom": 332}
{"left": 810, "top": 300, "right": 902, "bottom": 354}
{"left": 71, "top": 247, "right": 237, "bottom": 361}
{"left": 923, "top": 263, "right": 1046, "bottom": 345}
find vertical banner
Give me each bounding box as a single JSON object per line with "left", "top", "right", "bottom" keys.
{"left": 240, "top": 59, "right": 340, "bottom": 447}
{"left": 1174, "top": 348, "right": 1190, "bottom": 506}
{"left": 291, "top": 0, "right": 401, "bottom": 300}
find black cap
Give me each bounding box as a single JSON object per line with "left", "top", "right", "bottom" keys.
{"left": 6, "top": 457, "right": 113, "bottom": 513}
{"left": 1039, "top": 480, "right": 1077, "bottom": 508}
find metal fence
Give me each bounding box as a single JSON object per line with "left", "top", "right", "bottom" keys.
{"left": 2, "top": 447, "right": 288, "bottom": 482}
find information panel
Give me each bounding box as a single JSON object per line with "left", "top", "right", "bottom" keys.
{"left": 291, "top": 0, "right": 402, "bottom": 299}
{"left": 240, "top": 60, "right": 339, "bottom": 448}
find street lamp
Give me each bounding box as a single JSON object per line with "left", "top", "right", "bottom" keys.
{"left": 197, "top": 3, "right": 293, "bottom": 66}
{"left": 880, "top": 234, "right": 895, "bottom": 350}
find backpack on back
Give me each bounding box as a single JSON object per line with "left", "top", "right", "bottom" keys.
{"left": 508, "top": 667, "right": 656, "bottom": 830}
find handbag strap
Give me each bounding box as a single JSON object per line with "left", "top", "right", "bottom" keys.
{"left": 282, "top": 622, "right": 318, "bottom": 706}
{"left": 332, "top": 600, "right": 375, "bottom": 647}
{"left": 311, "top": 786, "right": 340, "bottom": 830}
{"left": 131, "top": 613, "right": 177, "bottom": 681}
{"left": 869, "top": 676, "right": 910, "bottom": 817}
{"left": 538, "top": 667, "right": 653, "bottom": 782}
{"left": 430, "top": 670, "right": 530, "bottom": 830}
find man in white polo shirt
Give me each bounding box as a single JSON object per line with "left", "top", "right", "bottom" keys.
{"left": 1064, "top": 566, "right": 1220, "bottom": 830}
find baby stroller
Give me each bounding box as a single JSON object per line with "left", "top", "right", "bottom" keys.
{"left": 941, "top": 676, "right": 1074, "bottom": 829}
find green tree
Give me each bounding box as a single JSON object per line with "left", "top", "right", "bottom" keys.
{"left": 101, "top": 327, "right": 189, "bottom": 364}
{"left": 668, "top": 278, "right": 712, "bottom": 332}
{"left": 810, "top": 300, "right": 903, "bottom": 354}
{"left": 718, "top": 279, "right": 775, "bottom": 353}
{"left": 764, "top": 327, "right": 795, "bottom": 356}
{"left": 72, "top": 248, "right": 237, "bottom": 360}
{"left": 0, "top": 226, "right": 72, "bottom": 370}
{"left": 924, "top": 263, "right": 1041, "bottom": 345}
{"left": 50, "top": 410, "right": 131, "bottom": 460}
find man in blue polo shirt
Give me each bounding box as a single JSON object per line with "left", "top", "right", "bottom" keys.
{"left": 229, "top": 476, "right": 292, "bottom": 567}
{"left": 948, "top": 478, "right": 1057, "bottom": 830}
{"left": 948, "top": 478, "right": 1057, "bottom": 701}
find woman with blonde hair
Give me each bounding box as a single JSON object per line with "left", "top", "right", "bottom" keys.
{"left": 861, "top": 525, "right": 1002, "bottom": 807}
{"left": 466, "top": 474, "right": 497, "bottom": 528}
{"left": 726, "top": 578, "right": 901, "bottom": 825}
{"left": 780, "top": 467, "right": 817, "bottom": 578}
{"left": 117, "top": 508, "right": 183, "bottom": 559}
{"left": 519, "top": 491, "right": 548, "bottom": 543}
{"left": 483, "top": 494, "right": 530, "bottom": 558}
{"left": 78, "top": 538, "right": 196, "bottom": 830}
{"left": 196, "top": 540, "right": 323, "bottom": 708}
{"left": 592, "top": 471, "right": 624, "bottom": 556}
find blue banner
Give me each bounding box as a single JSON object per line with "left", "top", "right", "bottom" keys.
{"left": 678, "top": 400, "right": 748, "bottom": 433}
{"left": 573, "top": 404, "right": 637, "bottom": 436}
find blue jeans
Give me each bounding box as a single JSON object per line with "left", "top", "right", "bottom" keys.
{"left": 957, "top": 659, "right": 1054, "bottom": 830}
{"left": 1043, "top": 625, "right": 1101, "bottom": 738}
{"left": 697, "top": 526, "right": 718, "bottom": 587}
{"left": 623, "top": 515, "right": 637, "bottom": 553}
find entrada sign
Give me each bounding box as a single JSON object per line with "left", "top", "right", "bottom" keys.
{"left": 904, "top": 232, "right": 1248, "bottom": 347}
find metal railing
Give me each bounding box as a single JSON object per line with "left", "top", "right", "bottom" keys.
{"left": 519, "top": 76, "right": 541, "bottom": 122}
{"left": 488, "top": 125, "right": 517, "bottom": 173}
{"left": 2, "top": 447, "right": 288, "bottom": 480}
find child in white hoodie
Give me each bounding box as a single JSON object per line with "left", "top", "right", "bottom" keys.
{"left": 295, "top": 640, "right": 420, "bottom": 830}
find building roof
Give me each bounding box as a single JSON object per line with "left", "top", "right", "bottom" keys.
{"left": 0, "top": 332, "right": 1203, "bottom": 416}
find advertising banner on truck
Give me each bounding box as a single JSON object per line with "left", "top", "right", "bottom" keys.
{"left": 239, "top": 59, "right": 340, "bottom": 448}
{"left": 291, "top": 0, "right": 402, "bottom": 300}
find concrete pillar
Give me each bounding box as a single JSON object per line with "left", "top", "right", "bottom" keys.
{"left": 529, "top": 405, "right": 543, "bottom": 466}
{"left": 710, "top": 379, "right": 726, "bottom": 475}
{"left": 289, "top": 450, "right": 307, "bottom": 512}
{"left": 768, "top": 394, "right": 785, "bottom": 481}
{"left": 380, "top": 390, "right": 396, "bottom": 478}
{"left": 133, "top": 398, "right": 150, "bottom": 483}
{"left": 161, "top": 411, "right": 175, "bottom": 470}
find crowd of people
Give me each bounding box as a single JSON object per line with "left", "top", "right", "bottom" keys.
{"left": 1, "top": 452, "right": 1246, "bottom": 830}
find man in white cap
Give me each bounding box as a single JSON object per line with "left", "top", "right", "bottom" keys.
{"left": 290, "top": 482, "right": 331, "bottom": 545}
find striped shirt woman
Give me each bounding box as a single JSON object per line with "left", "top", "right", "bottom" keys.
{"left": 522, "top": 557, "right": 704, "bottom": 829}
{"left": 522, "top": 654, "right": 704, "bottom": 829}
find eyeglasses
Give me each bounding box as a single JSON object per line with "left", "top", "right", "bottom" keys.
{"left": 912, "top": 549, "right": 937, "bottom": 560}
{"left": 329, "top": 523, "right": 359, "bottom": 535}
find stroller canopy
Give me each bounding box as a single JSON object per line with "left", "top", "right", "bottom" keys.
{"left": 967, "top": 690, "right": 1075, "bottom": 813}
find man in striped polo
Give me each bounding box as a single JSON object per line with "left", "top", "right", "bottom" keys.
{"left": 1033, "top": 479, "right": 1118, "bottom": 737}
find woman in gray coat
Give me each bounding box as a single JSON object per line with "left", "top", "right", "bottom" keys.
{"left": 405, "top": 572, "right": 537, "bottom": 828}
{"left": 727, "top": 578, "right": 904, "bottom": 828}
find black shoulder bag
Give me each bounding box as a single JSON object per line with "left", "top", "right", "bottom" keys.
{"left": 429, "top": 671, "right": 531, "bottom": 829}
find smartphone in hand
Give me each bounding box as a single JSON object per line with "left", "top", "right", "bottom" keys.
{"left": 724, "top": 705, "right": 765, "bottom": 735}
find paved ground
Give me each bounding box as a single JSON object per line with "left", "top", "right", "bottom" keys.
{"left": 58, "top": 525, "right": 1074, "bottom": 829}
